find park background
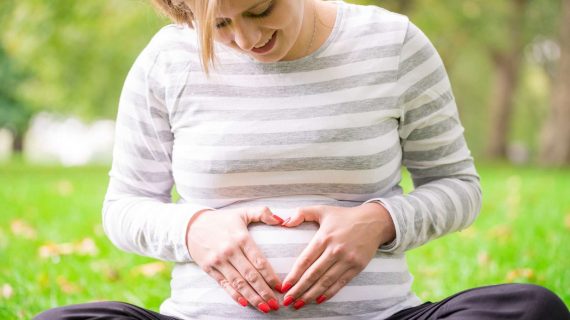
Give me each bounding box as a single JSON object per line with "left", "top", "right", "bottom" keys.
{"left": 1, "top": 0, "right": 569, "bottom": 318}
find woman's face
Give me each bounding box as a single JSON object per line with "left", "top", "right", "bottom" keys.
{"left": 210, "top": 0, "right": 308, "bottom": 62}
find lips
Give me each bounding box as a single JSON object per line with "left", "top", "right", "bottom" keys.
{"left": 251, "top": 31, "right": 277, "bottom": 54}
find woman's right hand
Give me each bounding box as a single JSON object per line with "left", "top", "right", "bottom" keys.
{"left": 186, "top": 207, "right": 284, "bottom": 313}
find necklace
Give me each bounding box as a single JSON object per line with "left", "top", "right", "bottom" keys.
{"left": 304, "top": 1, "right": 318, "bottom": 57}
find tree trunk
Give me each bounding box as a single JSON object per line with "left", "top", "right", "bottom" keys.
{"left": 539, "top": 0, "right": 570, "bottom": 166}
{"left": 485, "top": 0, "right": 527, "bottom": 160}
{"left": 12, "top": 130, "right": 23, "bottom": 153}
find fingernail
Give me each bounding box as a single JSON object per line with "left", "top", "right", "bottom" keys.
{"left": 272, "top": 214, "right": 285, "bottom": 224}
{"left": 238, "top": 297, "right": 248, "bottom": 307}
{"left": 316, "top": 295, "right": 327, "bottom": 304}
{"left": 281, "top": 282, "right": 292, "bottom": 293}
{"left": 274, "top": 283, "right": 282, "bottom": 292}
{"left": 281, "top": 217, "right": 291, "bottom": 226}
{"left": 268, "top": 298, "right": 280, "bottom": 310}
{"left": 258, "top": 302, "right": 271, "bottom": 313}
{"left": 283, "top": 296, "right": 294, "bottom": 306}
{"left": 293, "top": 299, "right": 305, "bottom": 310}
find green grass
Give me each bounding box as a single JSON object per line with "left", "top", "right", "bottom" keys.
{"left": 0, "top": 161, "right": 569, "bottom": 318}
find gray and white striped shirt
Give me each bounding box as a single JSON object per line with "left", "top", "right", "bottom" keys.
{"left": 103, "top": 1, "right": 482, "bottom": 319}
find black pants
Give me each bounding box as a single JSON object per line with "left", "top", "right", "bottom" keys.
{"left": 34, "top": 283, "right": 569, "bottom": 320}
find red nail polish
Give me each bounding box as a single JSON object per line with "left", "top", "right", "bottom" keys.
{"left": 272, "top": 214, "right": 285, "bottom": 224}
{"left": 268, "top": 298, "right": 280, "bottom": 310}
{"left": 283, "top": 296, "right": 294, "bottom": 306}
{"left": 275, "top": 283, "right": 282, "bottom": 292}
{"left": 316, "top": 295, "right": 327, "bottom": 304}
{"left": 281, "top": 217, "right": 291, "bottom": 226}
{"left": 258, "top": 302, "right": 271, "bottom": 313}
{"left": 281, "top": 282, "right": 293, "bottom": 293}
{"left": 238, "top": 297, "right": 248, "bottom": 307}
{"left": 293, "top": 299, "right": 305, "bottom": 310}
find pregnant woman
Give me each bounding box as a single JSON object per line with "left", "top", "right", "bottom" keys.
{"left": 35, "top": 0, "right": 569, "bottom": 319}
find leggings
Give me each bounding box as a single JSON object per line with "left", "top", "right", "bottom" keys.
{"left": 34, "top": 283, "right": 570, "bottom": 320}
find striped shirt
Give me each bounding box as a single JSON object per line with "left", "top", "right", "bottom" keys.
{"left": 103, "top": 1, "right": 482, "bottom": 319}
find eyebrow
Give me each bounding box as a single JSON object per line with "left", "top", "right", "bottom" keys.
{"left": 245, "top": 0, "right": 271, "bottom": 11}
{"left": 215, "top": 0, "right": 271, "bottom": 20}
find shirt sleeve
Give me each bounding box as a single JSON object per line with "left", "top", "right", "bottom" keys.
{"left": 102, "top": 47, "right": 212, "bottom": 262}
{"left": 365, "top": 21, "right": 482, "bottom": 253}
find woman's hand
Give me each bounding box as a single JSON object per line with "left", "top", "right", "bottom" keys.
{"left": 279, "top": 203, "right": 396, "bottom": 309}
{"left": 186, "top": 207, "right": 284, "bottom": 313}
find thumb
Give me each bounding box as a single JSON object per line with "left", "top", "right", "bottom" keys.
{"left": 244, "top": 206, "right": 284, "bottom": 225}
{"left": 281, "top": 206, "right": 323, "bottom": 227}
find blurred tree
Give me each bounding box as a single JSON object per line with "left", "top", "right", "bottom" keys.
{"left": 539, "top": 0, "right": 570, "bottom": 166}
{"left": 380, "top": 0, "right": 560, "bottom": 162}
{"left": 0, "top": 46, "right": 32, "bottom": 152}
{"left": 1, "top": 0, "right": 166, "bottom": 131}
{"left": 485, "top": 0, "right": 528, "bottom": 160}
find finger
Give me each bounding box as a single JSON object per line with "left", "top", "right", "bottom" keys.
{"left": 315, "top": 267, "right": 360, "bottom": 305}
{"left": 244, "top": 206, "right": 284, "bottom": 225}
{"left": 281, "top": 229, "right": 327, "bottom": 294}
{"left": 283, "top": 248, "right": 337, "bottom": 301}
{"left": 229, "top": 250, "right": 279, "bottom": 310}
{"left": 205, "top": 268, "right": 248, "bottom": 307}
{"left": 215, "top": 263, "right": 272, "bottom": 313}
{"left": 282, "top": 205, "right": 324, "bottom": 227}
{"left": 241, "top": 236, "right": 283, "bottom": 293}
{"left": 293, "top": 262, "right": 350, "bottom": 309}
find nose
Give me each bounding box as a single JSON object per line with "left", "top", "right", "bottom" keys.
{"left": 232, "top": 20, "right": 261, "bottom": 51}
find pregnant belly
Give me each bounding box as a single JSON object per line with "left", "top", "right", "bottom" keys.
{"left": 164, "top": 200, "right": 419, "bottom": 318}
{"left": 248, "top": 221, "right": 319, "bottom": 276}
{"left": 168, "top": 222, "right": 415, "bottom": 308}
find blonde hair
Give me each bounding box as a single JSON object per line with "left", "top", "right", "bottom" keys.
{"left": 151, "top": 0, "right": 220, "bottom": 74}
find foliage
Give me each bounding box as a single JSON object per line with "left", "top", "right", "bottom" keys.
{"left": 377, "top": 0, "right": 562, "bottom": 160}
{"left": 0, "top": 46, "right": 32, "bottom": 140}
{"left": 0, "top": 0, "right": 566, "bottom": 159}
{"left": 1, "top": 0, "right": 167, "bottom": 120}
{"left": 0, "top": 162, "right": 569, "bottom": 318}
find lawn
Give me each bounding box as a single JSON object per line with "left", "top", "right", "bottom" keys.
{"left": 0, "top": 161, "right": 569, "bottom": 318}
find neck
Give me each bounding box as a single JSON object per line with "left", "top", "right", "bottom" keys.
{"left": 282, "top": 0, "right": 335, "bottom": 61}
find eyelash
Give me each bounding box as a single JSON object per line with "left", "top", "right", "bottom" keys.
{"left": 215, "top": 1, "right": 275, "bottom": 29}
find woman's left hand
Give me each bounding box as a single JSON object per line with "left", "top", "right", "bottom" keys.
{"left": 279, "top": 203, "right": 396, "bottom": 309}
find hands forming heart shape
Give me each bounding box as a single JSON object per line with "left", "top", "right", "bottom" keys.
{"left": 186, "top": 203, "right": 395, "bottom": 314}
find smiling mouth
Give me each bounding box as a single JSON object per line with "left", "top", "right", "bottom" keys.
{"left": 251, "top": 31, "right": 277, "bottom": 54}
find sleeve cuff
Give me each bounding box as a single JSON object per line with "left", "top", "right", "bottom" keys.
{"left": 364, "top": 198, "right": 401, "bottom": 253}
{"left": 165, "top": 203, "right": 214, "bottom": 262}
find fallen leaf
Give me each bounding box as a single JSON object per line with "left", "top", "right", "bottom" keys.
{"left": 39, "top": 242, "right": 73, "bottom": 259}
{"left": 488, "top": 225, "right": 512, "bottom": 241}
{"left": 56, "top": 276, "right": 81, "bottom": 294}
{"left": 38, "top": 238, "right": 99, "bottom": 259}
{"left": 76, "top": 238, "right": 99, "bottom": 256}
{"left": 505, "top": 268, "right": 535, "bottom": 282}
{"left": 10, "top": 219, "right": 37, "bottom": 239}
{"left": 56, "top": 180, "right": 74, "bottom": 197}
{"left": 477, "top": 251, "right": 490, "bottom": 267}
{"left": 104, "top": 267, "right": 120, "bottom": 282}
{"left": 1, "top": 284, "right": 13, "bottom": 299}
{"left": 90, "top": 262, "right": 120, "bottom": 282}
{"left": 132, "top": 262, "right": 168, "bottom": 278}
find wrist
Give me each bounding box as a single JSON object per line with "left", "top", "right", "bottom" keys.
{"left": 362, "top": 201, "right": 396, "bottom": 246}
{"left": 186, "top": 208, "right": 214, "bottom": 242}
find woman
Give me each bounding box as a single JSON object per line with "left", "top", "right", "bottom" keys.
{"left": 35, "top": 0, "right": 570, "bottom": 319}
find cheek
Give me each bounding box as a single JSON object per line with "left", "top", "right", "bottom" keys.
{"left": 214, "top": 30, "right": 234, "bottom": 45}
{"left": 263, "top": 2, "right": 300, "bottom": 31}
